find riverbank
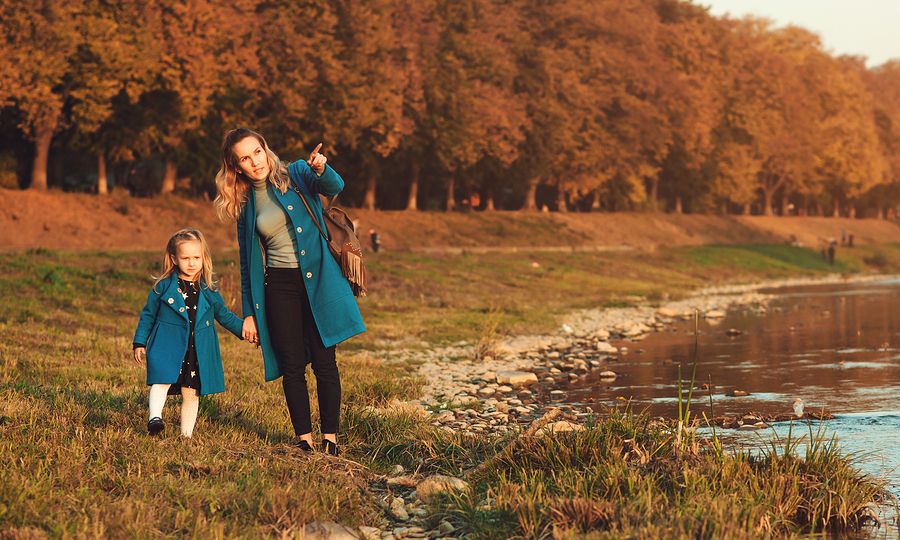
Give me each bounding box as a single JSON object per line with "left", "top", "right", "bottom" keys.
{"left": 2, "top": 244, "right": 898, "bottom": 537}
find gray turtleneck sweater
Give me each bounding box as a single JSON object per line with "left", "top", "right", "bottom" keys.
{"left": 252, "top": 180, "right": 299, "bottom": 268}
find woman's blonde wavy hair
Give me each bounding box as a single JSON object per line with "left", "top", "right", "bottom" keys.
{"left": 214, "top": 128, "right": 290, "bottom": 222}
{"left": 152, "top": 228, "right": 216, "bottom": 292}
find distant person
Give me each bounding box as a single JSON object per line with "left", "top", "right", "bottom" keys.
{"left": 213, "top": 128, "right": 365, "bottom": 455}
{"left": 827, "top": 240, "right": 836, "bottom": 265}
{"left": 369, "top": 228, "right": 381, "bottom": 253}
{"left": 132, "top": 228, "right": 245, "bottom": 438}
{"left": 847, "top": 233, "right": 854, "bottom": 248}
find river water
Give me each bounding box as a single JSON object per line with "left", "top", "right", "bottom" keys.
{"left": 563, "top": 278, "right": 900, "bottom": 534}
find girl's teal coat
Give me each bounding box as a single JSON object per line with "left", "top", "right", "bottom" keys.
{"left": 237, "top": 161, "right": 366, "bottom": 382}
{"left": 133, "top": 274, "right": 244, "bottom": 395}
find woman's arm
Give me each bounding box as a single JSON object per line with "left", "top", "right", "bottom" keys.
{"left": 288, "top": 160, "right": 344, "bottom": 197}
{"left": 236, "top": 216, "right": 254, "bottom": 319}
{"left": 132, "top": 289, "right": 160, "bottom": 347}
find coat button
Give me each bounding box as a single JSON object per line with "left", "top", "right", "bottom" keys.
{"left": 296, "top": 226, "right": 302, "bottom": 233}
{"left": 179, "top": 307, "right": 185, "bottom": 313}
{"left": 168, "top": 298, "right": 174, "bottom": 304}
{"left": 206, "top": 320, "right": 210, "bottom": 326}
{"left": 287, "top": 205, "right": 293, "bottom": 211}
{"left": 300, "top": 250, "right": 306, "bottom": 256}
{"left": 306, "top": 271, "right": 312, "bottom": 279}
{"left": 255, "top": 303, "right": 259, "bottom": 309}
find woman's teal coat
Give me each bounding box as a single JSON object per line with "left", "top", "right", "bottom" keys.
{"left": 133, "top": 274, "right": 244, "bottom": 395}
{"left": 237, "top": 161, "right": 366, "bottom": 382}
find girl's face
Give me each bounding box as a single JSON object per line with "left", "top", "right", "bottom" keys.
{"left": 173, "top": 240, "right": 203, "bottom": 280}
{"left": 232, "top": 136, "right": 270, "bottom": 182}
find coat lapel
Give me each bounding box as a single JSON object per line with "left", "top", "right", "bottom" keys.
{"left": 160, "top": 274, "right": 189, "bottom": 321}
{"left": 197, "top": 285, "right": 211, "bottom": 321}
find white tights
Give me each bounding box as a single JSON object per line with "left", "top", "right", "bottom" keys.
{"left": 148, "top": 384, "right": 200, "bottom": 438}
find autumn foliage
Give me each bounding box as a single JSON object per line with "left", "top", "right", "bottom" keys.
{"left": 0, "top": 0, "right": 897, "bottom": 217}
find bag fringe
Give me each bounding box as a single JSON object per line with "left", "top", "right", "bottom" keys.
{"left": 341, "top": 246, "right": 367, "bottom": 297}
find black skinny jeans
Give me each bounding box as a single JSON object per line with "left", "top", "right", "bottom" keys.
{"left": 264, "top": 267, "right": 340, "bottom": 436}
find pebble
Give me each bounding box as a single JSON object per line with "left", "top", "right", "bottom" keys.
{"left": 389, "top": 497, "right": 409, "bottom": 521}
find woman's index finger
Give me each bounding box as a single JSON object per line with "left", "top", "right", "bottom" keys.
{"left": 310, "top": 143, "right": 322, "bottom": 157}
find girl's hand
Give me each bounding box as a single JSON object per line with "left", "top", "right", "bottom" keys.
{"left": 133, "top": 347, "right": 146, "bottom": 365}
{"left": 242, "top": 316, "right": 258, "bottom": 345}
{"left": 307, "top": 143, "right": 327, "bottom": 175}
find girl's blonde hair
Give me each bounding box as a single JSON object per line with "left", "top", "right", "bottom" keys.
{"left": 153, "top": 228, "right": 216, "bottom": 292}
{"left": 214, "top": 128, "right": 290, "bottom": 222}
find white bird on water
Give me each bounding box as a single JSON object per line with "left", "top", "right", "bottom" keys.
{"left": 792, "top": 398, "right": 804, "bottom": 418}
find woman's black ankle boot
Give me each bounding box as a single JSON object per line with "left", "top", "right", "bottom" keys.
{"left": 321, "top": 439, "right": 338, "bottom": 456}
{"left": 296, "top": 439, "right": 314, "bottom": 452}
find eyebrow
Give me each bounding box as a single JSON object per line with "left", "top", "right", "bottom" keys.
{"left": 237, "top": 145, "right": 262, "bottom": 160}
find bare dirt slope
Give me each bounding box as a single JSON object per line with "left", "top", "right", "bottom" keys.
{"left": 2, "top": 188, "right": 898, "bottom": 252}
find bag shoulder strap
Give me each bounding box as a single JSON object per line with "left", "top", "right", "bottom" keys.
{"left": 290, "top": 175, "right": 329, "bottom": 242}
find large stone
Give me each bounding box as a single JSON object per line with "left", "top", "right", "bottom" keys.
{"left": 656, "top": 307, "right": 679, "bottom": 318}
{"left": 416, "top": 475, "right": 469, "bottom": 502}
{"left": 358, "top": 526, "right": 382, "bottom": 540}
{"left": 598, "top": 370, "right": 617, "bottom": 380}
{"left": 537, "top": 420, "right": 585, "bottom": 436}
{"left": 299, "top": 521, "right": 360, "bottom": 539}
{"left": 596, "top": 342, "right": 618, "bottom": 354}
{"left": 496, "top": 370, "right": 538, "bottom": 386}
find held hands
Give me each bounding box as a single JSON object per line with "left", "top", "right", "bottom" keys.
{"left": 133, "top": 346, "right": 146, "bottom": 365}
{"left": 307, "top": 143, "right": 327, "bottom": 176}
{"left": 242, "top": 316, "right": 259, "bottom": 346}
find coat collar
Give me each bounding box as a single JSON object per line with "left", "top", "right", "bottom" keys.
{"left": 159, "top": 273, "right": 188, "bottom": 320}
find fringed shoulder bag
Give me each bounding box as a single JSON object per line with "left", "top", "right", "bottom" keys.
{"left": 292, "top": 183, "right": 368, "bottom": 297}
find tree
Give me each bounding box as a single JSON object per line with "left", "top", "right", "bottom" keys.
{"left": 0, "top": 1, "right": 84, "bottom": 190}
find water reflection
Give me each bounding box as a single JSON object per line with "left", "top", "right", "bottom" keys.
{"left": 564, "top": 279, "right": 900, "bottom": 511}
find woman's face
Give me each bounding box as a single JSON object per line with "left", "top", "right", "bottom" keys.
{"left": 232, "top": 136, "right": 270, "bottom": 182}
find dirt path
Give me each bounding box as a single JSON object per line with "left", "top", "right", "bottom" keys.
{"left": 3, "top": 188, "right": 898, "bottom": 252}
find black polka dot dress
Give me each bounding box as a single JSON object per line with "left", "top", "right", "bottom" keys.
{"left": 168, "top": 278, "right": 201, "bottom": 395}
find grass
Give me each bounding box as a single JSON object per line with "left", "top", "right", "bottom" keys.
{"left": 0, "top": 242, "right": 898, "bottom": 536}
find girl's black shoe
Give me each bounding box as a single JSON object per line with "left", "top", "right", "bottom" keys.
{"left": 321, "top": 439, "right": 339, "bottom": 456}
{"left": 296, "top": 439, "right": 314, "bottom": 452}
{"left": 148, "top": 417, "right": 164, "bottom": 436}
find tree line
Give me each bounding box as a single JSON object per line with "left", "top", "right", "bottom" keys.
{"left": 1, "top": 0, "right": 898, "bottom": 217}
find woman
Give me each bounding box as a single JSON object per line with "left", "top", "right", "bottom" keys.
{"left": 214, "top": 128, "right": 365, "bottom": 455}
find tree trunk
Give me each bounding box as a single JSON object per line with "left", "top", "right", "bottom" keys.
{"left": 742, "top": 203, "right": 751, "bottom": 215}
{"left": 446, "top": 174, "right": 455, "bottom": 211}
{"left": 521, "top": 177, "right": 539, "bottom": 211}
{"left": 405, "top": 161, "right": 419, "bottom": 210}
{"left": 780, "top": 191, "right": 789, "bottom": 216}
{"left": 674, "top": 196, "right": 683, "bottom": 214}
{"left": 30, "top": 124, "right": 54, "bottom": 190}
{"left": 484, "top": 194, "right": 495, "bottom": 211}
{"left": 591, "top": 190, "right": 601, "bottom": 211}
{"left": 762, "top": 189, "right": 774, "bottom": 216}
{"left": 363, "top": 170, "right": 377, "bottom": 210}
{"left": 97, "top": 152, "right": 108, "bottom": 195}
{"left": 161, "top": 160, "right": 177, "bottom": 194}
{"left": 848, "top": 206, "right": 856, "bottom": 219}
{"left": 878, "top": 207, "right": 885, "bottom": 220}
{"left": 812, "top": 199, "right": 821, "bottom": 216}
{"left": 647, "top": 178, "right": 659, "bottom": 211}
{"left": 556, "top": 186, "right": 567, "bottom": 212}
{"left": 832, "top": 203, "right": 840, "bottom": 218}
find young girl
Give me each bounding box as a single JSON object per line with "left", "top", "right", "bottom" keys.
{"left": 132, "top": 228, "right": 244, "bottom": 438}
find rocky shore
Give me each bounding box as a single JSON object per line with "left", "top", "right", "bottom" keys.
{"left": 380, "top": 273, "right": 892, "bottom": 435}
